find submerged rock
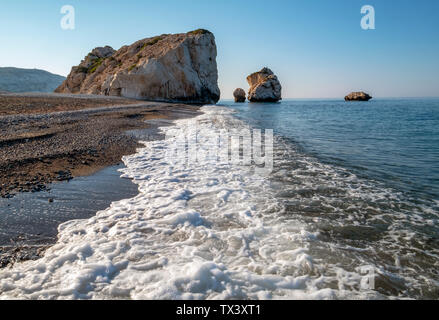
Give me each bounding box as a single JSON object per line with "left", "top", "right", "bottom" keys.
{"left": 56, "top": 29, "right": 220, "bottom": 104}
{"left": 345, "top": 92, "right": 372, "bottom": 101}
{"left": 233, "top": 88, "right": 246, "bottom": 102}
{"left": 247, "top": 67, "right": 282, "bottom": 102}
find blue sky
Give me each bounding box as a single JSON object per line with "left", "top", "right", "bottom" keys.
{"left": 0, "top": 0, "right": 438, "bottom": 98}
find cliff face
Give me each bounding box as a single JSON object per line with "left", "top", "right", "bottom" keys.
{"left": 56, "top": 30, "right": 220, "bottom": 104}
{"left": 0, "top": 68, "right": 65, "bottom": 93}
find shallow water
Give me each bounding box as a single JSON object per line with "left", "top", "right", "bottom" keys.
{"left": 223, "top": 98, "right": 439, "bottom": 299}
{"left": 226, "top": 98, "right": 439, "bottom": 201}
{"left": 0, "top": 102, "right": 438, "bottom": 299}
{"left": 0, "top": 164, "right": 139, "bottom": 246}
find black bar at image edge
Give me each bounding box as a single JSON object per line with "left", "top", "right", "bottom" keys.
{"left": 0, "top": 300, "right": 434, "bottom": 318}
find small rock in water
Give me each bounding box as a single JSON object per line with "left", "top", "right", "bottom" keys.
{"left": 48, "top": 198, "right": 54, "bottom": 203}
{"left": 344, "top": 91, "right": 372, "bottom": 101}
{"left": 233, "top": 88, "right": 246, "bottom": 103}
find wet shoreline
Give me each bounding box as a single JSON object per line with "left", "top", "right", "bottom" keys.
{"left": 0, "top": 164, "right": 140, "bottom": 268}
{"left": 0, "top": 93, "right": 201, "bottom": 268}
{"left": 0, "top": 93, "right": 200, "bottom": 198}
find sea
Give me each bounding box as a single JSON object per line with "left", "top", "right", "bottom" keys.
{"left": 0, "top": 98, "right": 438, "bottom": 300}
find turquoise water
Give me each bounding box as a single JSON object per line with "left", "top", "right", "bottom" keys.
{"left": 223, "top": 98, "right": 439, "bottom": 202}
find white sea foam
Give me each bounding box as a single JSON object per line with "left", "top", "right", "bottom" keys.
{"left": 0, "top": 106, "right": 436, "bottom": 299}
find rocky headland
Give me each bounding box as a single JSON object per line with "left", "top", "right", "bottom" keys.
{"left": 56, "top": 30, "right": 220, "bottom": 105}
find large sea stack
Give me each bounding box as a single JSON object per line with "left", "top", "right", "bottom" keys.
{"left": 247, "top": 67, "right": 282, "bottom": 102}
{"left": 56, "top": 29, "right": 220, "bottom": 104}
{"left": 345, "top": 92, "right": 372, "bottom": 101}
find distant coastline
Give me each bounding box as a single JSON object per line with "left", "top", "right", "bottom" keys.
{"left": 0, "top": 67, "right": 65, "bottom": 93}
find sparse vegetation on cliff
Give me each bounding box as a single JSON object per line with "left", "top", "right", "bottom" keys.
{"left": 76, "top": 57, "right": 106, "bottom": 74}
{"left": 140, "top": 36, "right": 164, "bottom": 50}
{"left": 88, "top": 58, "right": 105, "bottom": 74}
{"left": 188, "top": 29, "right": 211, "bottom": 35}
{"left": 128, "top": 64, "right": 137, "bottom": 72}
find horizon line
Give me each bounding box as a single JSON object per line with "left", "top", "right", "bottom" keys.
{"left": 220, "top": 96, "right": 439, "bottom": 100}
